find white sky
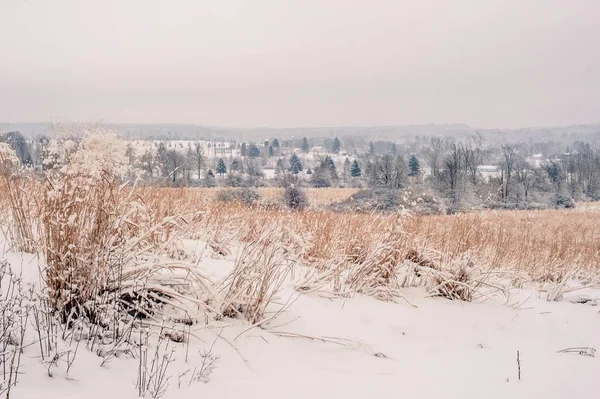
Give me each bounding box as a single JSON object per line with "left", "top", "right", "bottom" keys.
{"left": 1, "top": 0, "right": 599, "bottom": 128}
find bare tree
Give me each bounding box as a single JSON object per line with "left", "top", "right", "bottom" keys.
{"left": 439, "top": 144, "right": 467, "bottom": 207}
{"left": 500, "top": 144, "right": 519, "bottom": 203}
{"left": 194, "top": 143, "right": 205, "bottom": 180}
{"left": 367, "top": 154, "right": 407, "bottom": 189}
{"left": 424, "top": 137, "right": 445, "bottom": 180}
{"left": 464, "top": 132, "right": 485, "bottom": 185}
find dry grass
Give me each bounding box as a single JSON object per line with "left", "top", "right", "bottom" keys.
{"left": 1, "top": 174, "right": 599, "bottom": 326}
{"left": 139, "top": 189, "right": 600, "bottom": 275}
{"left": 133, "top": 188, "right": 600, "bottom": 302}
{"left": 402, "top": 209, "right": 600, "bottom": 282}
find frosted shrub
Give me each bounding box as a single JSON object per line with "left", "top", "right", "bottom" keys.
{"left": 215, "top": 187, "right": 260, "bottom": 206}
{"left": 283, "top": 186, "right": 308, "bottom": 210}
{"left": 40, "top": 127, "right": 218, "bottom": 330}
{"left": 41, "top": 127, "right": 134, "bottom": 317}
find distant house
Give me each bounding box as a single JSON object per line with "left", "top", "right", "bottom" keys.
{"left": 525, "top": 153, "right": 544, "bottom": 168}
{"left": 311, "top": 146, "right": 325, "bottom": 154}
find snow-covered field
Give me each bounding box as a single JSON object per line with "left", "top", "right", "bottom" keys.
{"left": 1, "top": 130, "right": 598, "bottom": 399}
{"left": 4, "top": 240, "right": 599, "bottom": 399}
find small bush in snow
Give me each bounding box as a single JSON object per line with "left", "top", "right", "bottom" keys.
{"left": 215, "top": 187, "right": 261, "bottom": 206}
{"left": 283, "top": 186, "right": 308, "bottom": 210}
{"left": 554, "top": 193, "right": 575, "bottom": 209}
{"left": 331, "top": 188, "right": 399, "bottom": 212}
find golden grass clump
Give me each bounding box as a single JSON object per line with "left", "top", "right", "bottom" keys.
{"left": 220, "top": 229, "right": 293, "bottom": 323}
{"left": 0, "top": 142, "right": 36, "bottom": 253}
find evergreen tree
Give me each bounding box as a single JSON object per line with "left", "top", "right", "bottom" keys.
{"left": 248, "top": 143, "right": 261, "bottom": 158}
{"left": 272, "top": 138, "right": 280, "bottom": 148}
{"left": 230, "top": 158, "right": 242, "bottom": 172}
{"left": 216, "top": 158, "right": 227, "bottom": 176}
{"left": 391, "top": 143, "right": 398, "bottom": 155}
{"left": 546, "top": 160, "right": 562, "bottom": 184}
{"left": 332, "top": 137, "right": 341, "bottom": 154}
{"left": 408, "top": 155, "right": 420, "bottom": 176}
{"left": 268, "top": 145, "right": 274, "bottom": 158}
{"left": 289, "top": 153, "right": 303, "bottom": 174}
{"left": 312, "top": 155, "right": 337, "bottom": 184}
{"left": 301, "top": 137, "right": 310, "bottom": 153}
{"left": 4, "top": 131, "right": 33, "bottom": 166}
{"left": 306, "top": 168, "right": 312, "bottom": 175}
{"left": 350, "top": 160, "right": 362, "bottom": 177}
{"left": 320, "top": 155, "right": 336, "bottom": 174}
{"left": 141, "top": 149, "right": 155, "bottom": 175}
{"left": 369, "top": 141, "right": 375, "bottom": 156}
{"left": 240, "top": 142, "right": 247, "bottom": 157}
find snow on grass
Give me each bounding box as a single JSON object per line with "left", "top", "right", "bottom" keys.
{"left": 4, "top": 238, "right": 599, "bottom": 399}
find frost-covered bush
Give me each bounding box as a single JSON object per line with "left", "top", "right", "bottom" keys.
{"left": 216, "top": 187, "right": 261, "bottom": 205}
{"left": 225, "top": 172, "right": 247, "bottom": 187}
{"left": 283, "top": 186, "right": 308, "bottom": 210}
{"left": 554, "top": 193, "right": 575, "bottom": 209}
{"left": 55, "top": 127, "right": 130, "bottom": 179}
{"left": 332, "top": 188, "right": 399, "bottom": 212}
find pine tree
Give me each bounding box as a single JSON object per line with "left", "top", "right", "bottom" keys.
{"left": 369, "top": 141, "right": 375, "bottom": 156}
{"left": 272, "top": 138, "right": 280, "bottom": 148}
{"left": 350, "top": 159, "right": 362, "bottom": 177}
{"left": 408, "top": 155, "right": 420, "bottom": 176}
{"left": 248, "top": 143, "right": 261, "bottom": 158}
{"left": 216, "top": 158, "right": 227, "bottom": 176}
{"left": 230, "top": 158, "right": 242, "bottom": 172}
{"left": 331, "top": 137, "right": 341, "bottom": 154}
{"left": 5, "top": 131, "right": 33, "bottom": 166}
{"left": 290, "top": 153, "right": 303, "bottom": 174}
{"left": 301, "top": 137, "right": 310, "bottom": 153}
{"left": 268, "top": 145, "right": 274, "bottom": 157}
{"left": 391, "top": 143, "right": 398, "bottom": 155}
{"left": 240, "top": 142, "right": 247, "bottom": 157}
{"left": 321, "top": 156, "right": 336, "bottom": 173}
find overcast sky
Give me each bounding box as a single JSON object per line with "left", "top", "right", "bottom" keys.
{"left": 1, "top": 0, "right": 599, "bottom": 128}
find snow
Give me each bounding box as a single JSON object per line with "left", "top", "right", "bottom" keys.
{"left": 3, "top": 241, "right": 599, "bottom": 399}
